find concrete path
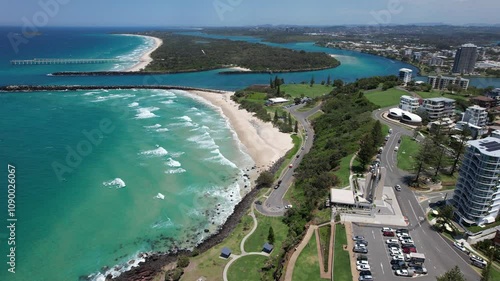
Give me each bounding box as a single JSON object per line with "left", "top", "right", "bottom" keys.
{"left": 284, "top": 225, "right": 318, "bottom": 281}
{"left": 222, "top": 205, "right": 269, "bottom": 281}
{"left": 344, "top": 222, "right": 359, "bottom": 281}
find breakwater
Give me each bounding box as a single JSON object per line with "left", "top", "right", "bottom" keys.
{"left": 0, "top": 85, "right": 225, "bottom": 94}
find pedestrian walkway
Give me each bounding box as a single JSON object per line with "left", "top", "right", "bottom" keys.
{"left": 344, "top": 222, "right": 359, "bottom": 281}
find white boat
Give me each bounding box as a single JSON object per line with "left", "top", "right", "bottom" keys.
{"left": 156, "top": 193, "right": 165, "bottom": 200}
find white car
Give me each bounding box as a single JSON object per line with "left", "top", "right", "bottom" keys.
{"left": 394, "top": 184, "right": 402, "bottom": 191}
{"left": 454, "top": 241, "right": 469, "bottom": 253}
{"left": 356, "top": 260, "right": 369, "bottom": 266}
{"left": 397, "top": 233, "right": 410, "bottom": 238}
{"left": 392, "top": 255, "right": 404, "bottom": 261}
{"left": 386, "top": 239, "right": 399, "bottom": 244}
{"left": 357, "top": 264, "right": 371, "bottom": 271}
{"left": 390, "top": 249, "right": 403, "bottom": 256}
{"left": 401, "top": 239, "right": 414, "bottom": 245}
{"left": 396, "top": 269, "right": 409, "bottom": 276}
{"left": 382, "top": 227, "right": 395, "bottom": 232}
{"left": 389, "top": 247, "right": 400, "bottom": 252}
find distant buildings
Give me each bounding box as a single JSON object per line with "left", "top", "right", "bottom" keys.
{"left": 399, "top": 95, "right": 420, "bottom": 113}
{"left": 421, "top": 97, "right": 456, "bottom": 120}
{"left": 470, "top": 96, "right": 496, "bottom": 110}
{"left": 427, "top": 75, "right": 470, "bottom": 91}
{"left": 399, "top": 68, "right": 413, "bottom": 84}
{"left": 485, "top": 88, "right": 500, "bottom": 107}
{"left": 452, "top": 137, "right": 500, "bottom": 226}
{"left": 428, "top": 55, "right": 446, "bottom": 66}
{"left": 455, "top": 105, "right": 489, "bottom": 138}
{"left": 452, "top": 43, "right": 478, "bottom": 74}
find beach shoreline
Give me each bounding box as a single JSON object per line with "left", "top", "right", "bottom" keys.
{"left": 121, "top": 34, "right": 163, "bottom": 72}
{"left": 189, "top": 90, "right": 293, "bottom": 176}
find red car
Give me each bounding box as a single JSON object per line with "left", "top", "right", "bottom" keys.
{"left": 402, "top": 247, "right": 416, "bottom": 253}
{"left": 383, "top": 231, "right": 395, "bottom": 237}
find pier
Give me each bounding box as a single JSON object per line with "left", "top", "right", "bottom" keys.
{"left": 10, "top": 58, "right": 126, "bottom": 65}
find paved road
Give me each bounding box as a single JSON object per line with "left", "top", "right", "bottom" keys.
{"left": 255, "top": 103, "right": 322, "bottom": 216}
{"left": 371, "top": 108, "right": 480, "bottom": 281}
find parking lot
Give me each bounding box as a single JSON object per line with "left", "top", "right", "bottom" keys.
{"left": 352, "top": 224, "right": 440, "bottom": 281}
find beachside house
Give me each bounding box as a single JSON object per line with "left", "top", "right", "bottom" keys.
{"left": 262, "top": 243, "right": 274, "bottom": 254}
{"left": 220, "top": 247, "right": 231, "bottom": 259}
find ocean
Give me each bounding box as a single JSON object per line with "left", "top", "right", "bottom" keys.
{"left": 0, "top": 27, "right": 499, "bottom": 281}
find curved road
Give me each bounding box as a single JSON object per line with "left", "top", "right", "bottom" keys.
{"left": 255, "top": 103, "right": 322, "bottom": 216}
{"left": 372, "top": 107, "right": 480, "bottom": 281}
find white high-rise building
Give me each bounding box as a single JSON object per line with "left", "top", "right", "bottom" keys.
{"left": 453, "top": 137, "right": 500, "bottom": 225}
{"left": 399, "top": 95, "right": 420, "bottom": 113}
{"left": 399, "top": 68, "right": 413, "bottom": 84}
{"left": 462, "top": 105, "right": 488, "bottom": 127}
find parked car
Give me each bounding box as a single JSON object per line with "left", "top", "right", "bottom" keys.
{"left": 394, "top": 184, "right": 402, "bottom": 191}
{"left": 391, "top": 259, "right": 405, "bottom": 265}
{"left": 402, "top": 247, "right": 417, "bottom": 254}
{"left": 356, "top": 260, "right": 369, "bottom": 266}
{"left": 359, "top": 270, "right": 372, "bottom": 277}
{"left": 386, "top": 239, "right": 399, "bottom": 244}
{"left": 401, "top": 239, "right": 415, "bottom": 245}
{"left": 382, "top": 227, "right": 396, "bottom": 232}
{"left": 357, "top": 264, "right": 371, "bottom": 271}
{"left": 472, "top": 260, "right": 487, "bottom": 269}
{"left": 469, "top": 254, "right": 485, "bottom": 263}
{"left": 396, "top": 228, "right": 409, "bottom": 234}
{"left": 453, "top": 241, "right": 470, "bottom": 253}
{"left": 392, "top": 255, "right": 405, "bottom": 261}
{"left": 352, "top": 235, "right": 365, "bottom": 241}
{"left": 383, "top": 231, "right": 395, "bottom": 237}
{"left": 354, "top": 247, "right": 368, "bottom": 254}
{"left": 397, "top": 232, "right": 410, "bottom": 238}
{"left": 358, "top": 275, "right": 373, "bottom": 281}
{"left": 355, "top": 243, "right": 368, "bottom": 248}
{"left": 396, "top": 269, "right": 409, "bottom": 276}
{"left": 411, "top": 266, "right": 428, "bottom": 274}
{"left": 392, "top": 264, "right": 407, "bottom": 270}
{"left": 394, "top": 146, "right": 399, "bottom": 152}
{"left": 390, "top": 250, "right": 403, "bottom": 256}
{"left": 387, "top": 243, "right": 400, "bottom": 248}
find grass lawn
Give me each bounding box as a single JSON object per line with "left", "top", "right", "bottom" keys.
{"left": 334, "top": 153, "right": 355, "bottom": 188}
{"left": 181, "top": 213, "right": 253, "bottom": 281}
{"left": 227, "top": 255, "right": 269, "bottom": 281}
{"left": 244, "top": 213, "right": 289, "bottom": 255}
{"left": 467, "top": 220, "right": 500, "bottom": 234}
{"left": 382, "top": 124, "right": 390, "bottom": 137}
{"left": 284, "top": 183, "right": 306, "bottom": 207}
{"left": 313, "top": 208, "right": 332, "bottom": 224}
{"left": 491, "top": 266, "right": 500, "bottom": 280}
{"left": 364, "top": 88, "right": 408, "bottom": 107}
{"left": 416, "top": 91, "right": 469, "bottom": 101}
{"left": 334, "top": 224, "right": 352, "bottom": 281}
{"left": 292, "top": 232, "right": 323, "bottom": 281}
{"left": 397, "top": 136, "right": 420, "bottom": 171}
{"left": 297, "top": 101, "right": 320, "bottom": 112}
{"left": 318, "top": 225, "right": 332, "bottom": 272}
{"left": 286, "top": 134, "right": 302, "bottom": 160}
{"left": 281, "top": 84, "right": 332, "bottom": 98}
{"left": 308, "top": 111, "right": 324, "bottom": 121}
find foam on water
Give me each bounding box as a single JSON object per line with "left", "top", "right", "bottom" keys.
{"left": 83, "top": 91, "right": 100, "bottom": 96}
{"left": 135, "top": 107, "right": 160, "bottom": 119}
{"left": 177, "top": 116, "right": 192, "bottom": 122}
{"left": 128, "top": 102, "right": 139, "bottom": 107}
{"left": 165, "top": 168, "right": 186, "bottom": 174}
{"left": 139, "top": 146, "right": 168, "bottom": 157}
{"left": 102, "top": 178, "right": 126, "bottom": 189}
{"left": 151, "top": 216, "right": 174, "bottom": 229}
{"left": 92, "top": 94, "right": 135, "bottom": 102}
{"left": 144, "top": 124, "right": 162, "bottom": 129}
{"left": 156, "top": 128, "right": 169, "bottom": 132}
{"left": 87, "top": 251, "right": 147, "bottom": 281}
{"left": 160, "top": 100, "right": 174, "bottom": 105}
{"left": 165, "top": 158, "right": 181, "bottom": 167}
{"left": 169, "top": 151, "right": 185, "bottom": 158}
{"left": 206, "top": 149, "right": 238, "bottom": 169}
{"left": 187, "top": 131, "right": 219, "bottom": 150}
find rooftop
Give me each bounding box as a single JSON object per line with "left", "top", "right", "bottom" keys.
{"left": 471, "top": 96, "right": 494, "bottom": 102}
{"left": 469, "top": 137, "right": 500, "bottom": 157}
{"left": 330, "top": 189, "right": 355, "bottom": 205}
{"left": 425, "top": 97, "right": 456, "bottom": 103}
{"left": 399, "top": 68, "right": 412, "bottom": 72}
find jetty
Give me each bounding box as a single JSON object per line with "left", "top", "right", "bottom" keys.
{"left": 10, "top": 58, "right": 127, "bottom": 65}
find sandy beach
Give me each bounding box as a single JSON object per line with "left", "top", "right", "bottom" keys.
{"left": 190, "top": 90, "right": 293, "bottom": 173}
{"left": 228, "top": 66, "right": 252, "bottom": 72}
{"left": 122, "top": 34, "right": 163, "bottom": 72}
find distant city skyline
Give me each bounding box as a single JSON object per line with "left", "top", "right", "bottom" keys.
{"left": 1, "top": 0, "right": 499, "bottom": 27}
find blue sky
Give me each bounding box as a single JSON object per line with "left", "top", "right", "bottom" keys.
{"left": 1, "top": 0, "right": 498, "bottom": 27}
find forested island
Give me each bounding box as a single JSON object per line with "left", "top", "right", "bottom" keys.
{"left": 140, "top": 33, "right": 340, "bottom": 72}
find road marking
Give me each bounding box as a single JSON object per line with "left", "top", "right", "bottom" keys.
{"left": 380, "top": 263, "right": 385, "bottom": 275}
{"left": 372, "top": 230, "right": 375, "bottom": 240}
{"left": 408, "top": 200, "right": 421, "bottom": 227}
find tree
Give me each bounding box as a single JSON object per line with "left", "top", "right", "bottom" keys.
{"left": 333, "top": 79, "right": 343, "bottom": 88}
{"left": 371, "top": 120, "right": 384, "bottom": 147}
{"left": 449, "top": 126, "right": 470, "bottom": 175}
{"left": 310, "top": 76, "right": 315, "bottom": 87}
{"left": 436, "top": 266, "right": 466, "bottom": 281}
{"left": 268, "top": 226, "right": 275, "bottom": 244}
{"left": 294, "top": 121, "right": 298, "bottom": 133}
{"left": 326, "top": 74, "right": 331, "bottom": 86}
{"left": 177, "top": 256, "right": 190, "bottom": 268}
{"left": 480, "top": 246, "right": 495, "bottom": 281}
{"left": 288, "top": 112, "right": 292, "bottom": 126}
{"left": 270, "top": 77, "right": 274, "bottom": 89}
{"left": 256, "top": 171, "right": 274, "bottom": 188}
{"left": 273, "top": 109, "right": 279, "bottom": 124}
{"left": 358, "top": 133, "right": 375, "bottom": 169}
{"left": 439, "top": 204, "right": 454, "bottom": 221}
{"left": 414, "top": 139, "right": 437, "bottom": 183}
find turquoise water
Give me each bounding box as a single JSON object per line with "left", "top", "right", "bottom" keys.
{"left": 1, "top": 27, "right": 500, "bottom": 281}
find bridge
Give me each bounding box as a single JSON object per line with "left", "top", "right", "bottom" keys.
{"left": 10, "top": 58, "right": 127, "bottom": 65}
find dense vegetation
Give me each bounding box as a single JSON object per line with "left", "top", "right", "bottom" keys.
{"left": 140, "top": 33, "right": 339, "bottom": 72}
{"left": 252, "top": 76, "right": 396, "bottom": 279}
